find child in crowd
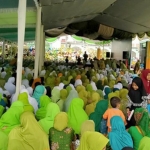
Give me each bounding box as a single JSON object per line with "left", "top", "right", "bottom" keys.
{"left": 103, "top": 97, "right": 126, "bottom": 132}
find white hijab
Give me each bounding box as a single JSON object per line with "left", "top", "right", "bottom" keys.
{"left": 4, "top": 77, "right": 16, "bottom": 95}
{"left": 39, "top": 70, "right": 46, "bottom": 77}
{"left": 90, "top": 81, "right": 97, "bottom": 91}
{"left": 114, "top": 83, "right": 123, "bottom": 90}
{"left": 27, "top": 87, "right": 33, "bottom": 96}
{"left": 75, "top": 79, "right": 82, "bottom": 87}
{"left": 11, "top": 85, "right": 26, "bottom": 104}
{"left": 59, "top": 83, "right": 64, "bottom": 90}
{"left": 22, "top": 79, "right": 29, "bottom": 88}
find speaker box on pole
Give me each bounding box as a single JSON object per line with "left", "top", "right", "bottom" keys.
{"left": 123, "top": 51, "right": 129, "bottom": 59}
{"left": 106, "top": 52, "right": 110, "bottom": 58}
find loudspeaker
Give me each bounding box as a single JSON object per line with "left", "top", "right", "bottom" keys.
{"left": 111, "top": 52, "right": 114, "bottom": 58}
{"left": 123, "top": 51, "right": 129, "bottom": 59}
{"left": 106, "top": 52, "right": 110, "bottom": 58}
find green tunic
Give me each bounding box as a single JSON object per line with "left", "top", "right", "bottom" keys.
{"left": 49, "top": 127, "right": 74, "bottom": 150}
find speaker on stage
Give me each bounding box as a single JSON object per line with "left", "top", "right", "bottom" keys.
{"left": 111, "top": 52, "right": 114, "bottom": 58}
{"left": 123, "top": 51, "right": 129, "bottom": 59}
{"left": 106, "top": 52, "right": 110, "bottom": 58}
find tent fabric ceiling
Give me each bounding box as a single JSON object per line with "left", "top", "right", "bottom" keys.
{"left": 41, "top": 0, "right": 150, "bottom": 40}
{"left": 40, "top": 0, "right": 116, "bottom": 29}
{"left": 1, "top": 0, "right": 150, "bottom": 41}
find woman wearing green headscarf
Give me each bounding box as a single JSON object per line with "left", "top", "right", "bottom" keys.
{"left": 89, "top": 100, "right": 108, "bottom": 132}
{"left": 96, "top": 90, "right": 104, "bottom": 99}
{"left": 7, "top": 112, "right": 50, "bottom": 150}
{"left": 103, "top": 86, "right": 111, "bottom": 99}
{"left": 0, "top": 130, "right": 8, "bottom": 150}
{"left": 86, "top": 84, "right": 93, "bottom": 93}
{"left": 18, "top": 92, "right": 34, "bottom": 112}
{"left": 96, "top": 80, "right": 104, "bottom": 90}
{"left": 51, "top": 87, "right": 60, "bottom": 103}
{"left": 128, "top": 108, "right": 150, "bottom": 150}
{"left": 39, "top": 102, "right": 60, "bottom": 135}
{"left": 68, "top": 98, "right": 88, "bottom": 134}
{"left": 0, "top": 101, "right": 24, "bottom": 135}
{"left": 49, "top": 112, "right": 74, "bottom": 150}
{"left": 35, "top": 95, "right": 51, "bottom": 120}
{"left": 0, "top": 105, "right": 4, "bottom": 118}
{"left": 64, "top": 90, "right": 78, "bottom": 112}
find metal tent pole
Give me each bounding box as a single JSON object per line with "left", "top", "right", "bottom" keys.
{"left": 15, "top": 0, "right": 27, "bottom": 97}
{"left": 39, "top": 25, "right": 44, "bottom": 72}
{"left": 34, "top": 6, "right": 41, "bottom": 79}
{"left": 2, "top": 40, "right": 5, "bottom": 62}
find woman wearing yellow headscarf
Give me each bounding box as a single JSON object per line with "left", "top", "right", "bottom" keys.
{"left": 119, "top": 88, "right": 129, "bottom": 114}
{"left": 80, "top": 120, "right": 95, "bottom": 136}
{"left": 77, "top": 131, "right": 109, "bottom": 150}
{"left": 85, "top": 92, "right": 100, "bottom": 116}
{"left": 57, "top": 89, "right": 68, "bottom": 111}
{"left": 7, "top": 112, "right": 50, "bottom": 150}
{"left": 49, "top": 112, "right": 74, "bottom": 150}
{"left": 68, "top": 98, "right": 88, "bottom": 134}
{"left": 18, "top": 92, "right": 34, "bottom": 112}
{"left": 39, "top": 102, "right": 60, "bottom": 134}
{"left": 78, "top": 90, "right": 88, "bottom": 107}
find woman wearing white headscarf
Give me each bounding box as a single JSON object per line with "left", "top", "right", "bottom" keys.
{"left": 11, "top": 85, "right": 26, "bottom": 104}
{"left": 4, "top": 77, "right": 16, "bottom": 95}
{"left": 26, "top": 87, "right": 33, "bottom": 97}
{"left": 90, "top": 81, "right": 97, "bottom": 91}
{"left": 114, "top": 83, "right": 123, "bottom": 90}
{"left": 20, "top": 89, "right": 38, "bottom": 113}
{"left": 22, "top": 79, "right": 30, "bottom": 88}
{"left": 75, "top": 79, "right": 82, "bottom": 87}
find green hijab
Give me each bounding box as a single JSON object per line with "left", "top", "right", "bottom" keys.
{"left": 39, "top": 103, "right": 60, "bottom": 134}
{"left": 35, "top": 95, "right": 51, "bottom": 120}
{"left": 96, "top": 80, "right": 104, "bottom": 90}
{"left": 134, "top": 108, "right": 150, "bottom": 137}
{"left": 0, "top": 101, "right": 24, "bottom": 135}
{"left": 89, "top": 100, "right": 108, "bottom": 132}
{"left": 64, "top": 90, "right": 78, "bottom": 112}
{"left": 18, "top": 92, "right": 34, "bottom": 112}
{"left": 0, "top": 130, "right": 8, "bottom": 150}
{"left": 51, "top": 88, "right": 60, "bottom": 103}
{"left": 138, "top": 136, "right": 150, "bottom": 150}
{"left": 86, "top": 84, "right": 93, "bottom": 92}
{"left": 68, "top": 98, "right": 89, "bottom": 134}
{"left": 96, "top": 90, "right": 104, "bottom": 99}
